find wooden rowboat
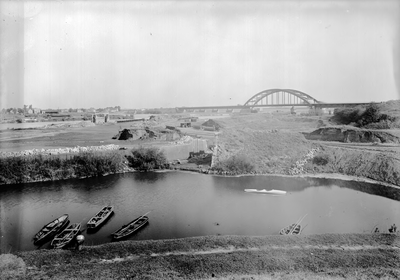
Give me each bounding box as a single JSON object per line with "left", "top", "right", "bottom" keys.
{"left": 112, "top": 215, "right": 149, "bottom": 240}
{"left": 51, "top": 223, "right": 81, "bottom": 249}
{"left": 244, "top": 189, "right": 287, "bottom": 195}
{"left": 279, "top": 223, "right": 301, "bottom": 235}
{"left": 33, "top": 214, "right": 69, "bottom": 244}
{"left": 87, "top": 206, "right": 114, "bottom": 229}
{"left": 280, "top": 214, "right": 307, "bottom": 235}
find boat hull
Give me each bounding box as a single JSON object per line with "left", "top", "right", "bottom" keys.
{"left": 279, "top": 224, "right": 301, "bottom": 235}
{"left": 51, "top": 223, "right": 81, "bottom": 249}
{"left": 87, "top": 206, "right": 114, "bottom": 229}
{"left": 244, "top": 189, "right": 287, "bottom": 195}
{"left": 112, "top": 216, "right": 149, "bottom": 240}
{"left": 33, "top": 214, "right": 70, "bottom": 245}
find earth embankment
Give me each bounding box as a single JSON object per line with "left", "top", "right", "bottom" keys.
{"left": 3, "top": 234, "right": 399, "bottom": 279}
{"left": 304, "top": 126, "right": 400, "bottom": 143}
{"left": 214, "top": 114, "right": 400, "bottom": 186}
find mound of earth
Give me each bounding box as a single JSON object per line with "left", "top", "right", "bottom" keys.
{"left": 304, "top": 127, "right": 400, "bottom": 143}
{"left": 113, "top": 128, "right": 180, "bottom": 141}
{"left": 202, "top": 119, "right": 223, "bottom": 131}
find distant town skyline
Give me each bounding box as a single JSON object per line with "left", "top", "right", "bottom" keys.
{"left": 1, "top": 0, "right": 399, "bottom": 110}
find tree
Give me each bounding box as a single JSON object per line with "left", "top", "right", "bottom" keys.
{"left": 360, "top": 103, "right": 380, "bottom": 126}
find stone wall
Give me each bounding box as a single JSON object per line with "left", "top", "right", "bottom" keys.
{"left": 160, "top": 139, "right": 208, "bottom": 161}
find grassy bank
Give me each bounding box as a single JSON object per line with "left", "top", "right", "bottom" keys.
{"left": 0, "top": 152, "right": 124, "bottom": 185}
{"left": 305, "top": 145, "right": 400, "bottom": 186}
{"left": 213, "top": 114, "right": 400, "bottom": 186}
{"left": 2, "top": 234, "right": 399, "bottom": 279}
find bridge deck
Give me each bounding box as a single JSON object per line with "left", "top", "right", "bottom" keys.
{"left": 177, "top": 103, "right": 374, "bottom": 110}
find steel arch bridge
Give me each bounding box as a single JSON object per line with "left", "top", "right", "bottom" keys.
{"left": 244, "top": 89, "right": 321, "bottom": 106}
{"left": 176, "top": 88, "right": 373, "bottom": 112}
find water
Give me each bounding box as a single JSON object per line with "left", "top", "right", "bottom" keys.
{"left": 0, "top": 120, "right": 88, "bottom": 131}
{"left": 1, "top": 172, "right": 399, "bottom": 253}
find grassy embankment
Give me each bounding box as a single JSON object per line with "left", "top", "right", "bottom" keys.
{"left": 1, "top": 234, "right": 399, "bottom": 279}
{"left": 212, "top": 103, "right": 400, "bottom": 186}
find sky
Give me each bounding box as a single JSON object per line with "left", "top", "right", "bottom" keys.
{"left": 0, "top": 0, "right": 399, "bottom": 109}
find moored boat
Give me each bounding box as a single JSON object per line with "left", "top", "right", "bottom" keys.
{"left": 51, "top": 223, "right": 81, "bottom": 249}
{"left": 112, "top": 215, "right": 149, "bottom": 240}
{"left": 33, "top": 214, "right": 69, "bottom": 244}
{"left": 87, "top": 206, "right": 114, "bottom": 229}
{"left": 279, "top": 223, "right": 301, "bottom": 235}
{"left": 244, "top": 189, "right": 287, "bottom": 195}
{"left": 280, "top": 214, "right": 307, "bottom": 235}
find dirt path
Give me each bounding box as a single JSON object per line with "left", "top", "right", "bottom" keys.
{"left": 319, "top": 141, "right": 400, "bottom": 154}
{"left": 102, "top": 242, "right": 400, "bottom": 262}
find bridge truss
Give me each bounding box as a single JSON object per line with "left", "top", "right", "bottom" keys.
{"left": 244, "top": 89, "right": 321, "bottom": 106}
{"left": 176, "top": 89, "right": 373, "bottom": 112}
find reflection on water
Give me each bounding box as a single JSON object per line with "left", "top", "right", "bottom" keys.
{"left": 0, "top": 172, "right": 399, "bottom": 253}
{"left": 306, "top": 177, "right": 400, "bottom": 201}
{"left": 0, "top": 120, "right": 89, "bottom": 131}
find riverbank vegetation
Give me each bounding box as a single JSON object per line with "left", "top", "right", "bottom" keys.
{"left": 0, "top": 152, "right": 123, "bottom": 185}
{"left": 212, "top": 154, "right": 255, "bottom": 175}
{"left": 125, "top": 147, "right": 168, "bottom": 171}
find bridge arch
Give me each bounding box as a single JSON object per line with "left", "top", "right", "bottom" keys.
{"left": 244, "top": 89, "right": 321, "bottom": 106}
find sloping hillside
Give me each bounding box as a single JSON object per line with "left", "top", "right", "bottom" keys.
{"left": 214, "top": 112, "right": 400, "bottom": 186}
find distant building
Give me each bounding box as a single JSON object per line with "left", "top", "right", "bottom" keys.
{"left": 180, "top": 122, "right": 191, "bottom": 128}
{"left": 44, "top": 110, "right": 59, "bottom": 114}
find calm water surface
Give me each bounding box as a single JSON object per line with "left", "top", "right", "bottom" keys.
{"left": 1, "top": 171, "right": 399, "bottom": 253}
{"left": 0, "top": 120, "right": 89, "bottom": 131}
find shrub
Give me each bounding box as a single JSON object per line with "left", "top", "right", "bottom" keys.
{"left": 331, "top": 107, "right": 363, "bottom": 125}
{"left": 0, "top": 152, "right": 123, "bottom": 184}
{"left": 214, "top": 154, "right": 255, "bottom": 174}
{"left": 312, "top": 154, "right": 330, "bottom": 166}
{"left": 363, "top": 120, "right": 392, "bottom": 129}
{"left": 126, "top": 147, "right": 167, "bottom": 171}
{"left": 359, "top": 103, "right": 380, "bottom": 125}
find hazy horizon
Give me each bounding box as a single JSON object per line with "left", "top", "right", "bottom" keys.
{"left": 1, "top": 0, "right": 399, "bottom": 110}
